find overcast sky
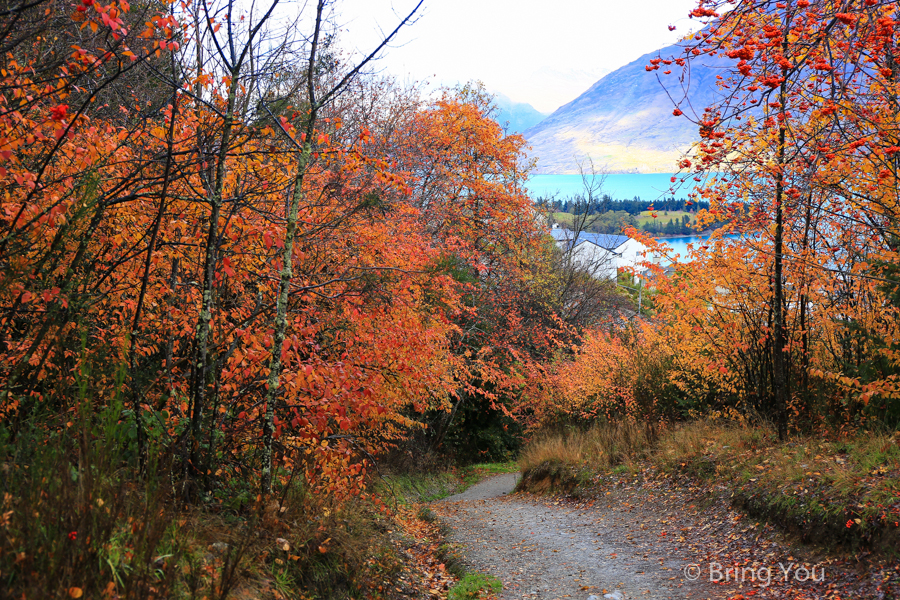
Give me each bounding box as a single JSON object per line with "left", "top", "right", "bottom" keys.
{"left": 335, "top": 0, "right": 701, "bottom": 114}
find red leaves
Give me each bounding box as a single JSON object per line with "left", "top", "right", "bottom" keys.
{"left": 725, "top": 47, "right": 754, "bottom": 61}
{"left": 673, "top": 108, "right": 683, "bottom": 117}
{"left": 49, "top": 104, "right": 69, "bottom": 121}
{"left": 690, "top": 7, "right": 719, "bottom": 18}
{"left": 221, "top": 256, "right": 235, "bottom": 277}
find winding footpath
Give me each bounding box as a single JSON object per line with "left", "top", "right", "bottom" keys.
{"left": 433, "top": 474, "right": 729, "bottom": 600}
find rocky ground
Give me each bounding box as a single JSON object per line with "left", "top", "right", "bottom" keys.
{"left": 432, "top": 473, "right": 898, "bottom": 600}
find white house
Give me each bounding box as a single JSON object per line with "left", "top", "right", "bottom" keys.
{"left": 550, "top": 227, "right": 648, "bottom": 281}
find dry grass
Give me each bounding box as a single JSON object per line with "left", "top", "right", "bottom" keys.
{"left": 654, "top": 421, "right": 900, "bottom": 551}
{"left": 654, "top": 420, "right": 900, "bottom": 493}
{"left": 518, "top": 421, "right": 655, "bottom": 474}
{"left": 519, "top": 419, "right": 900, "bottom": 551}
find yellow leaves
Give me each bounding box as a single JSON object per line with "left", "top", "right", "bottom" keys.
{"left": 68, "top": 588, "right": 83, "bottom": 598}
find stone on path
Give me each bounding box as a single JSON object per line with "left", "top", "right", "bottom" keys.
{"left": 588, "top": 591, "right": 625, "bottom": 600}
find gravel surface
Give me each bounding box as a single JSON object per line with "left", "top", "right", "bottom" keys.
{"left": 434, "top": 474, "right": 728, "bottom": 600}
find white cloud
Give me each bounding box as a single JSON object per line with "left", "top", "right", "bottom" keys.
{"left": 333, "top": 0, "right": 700, "bottom": 113}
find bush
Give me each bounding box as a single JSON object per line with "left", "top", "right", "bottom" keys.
{"left": 0, "top": 411, "right": 211, "bottom": 599}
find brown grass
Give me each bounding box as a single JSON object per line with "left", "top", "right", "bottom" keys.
{"left": 518, "top": 421, "right": 655, "bottom": 474}
{"left": 519, "top": 419, "right": 900, "bottom": 552}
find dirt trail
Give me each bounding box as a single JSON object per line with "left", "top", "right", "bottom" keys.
{"left": 434, "top": 474, "right": 727, "bottom": 600}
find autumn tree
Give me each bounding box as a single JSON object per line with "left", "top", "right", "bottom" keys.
{"left": 643, "top": 0, "right": 900, "bottom": 433}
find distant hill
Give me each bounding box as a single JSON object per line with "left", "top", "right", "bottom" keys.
{"left": 524, "top": 43, "right": 729, "bottom": 174}
{"left": 493, "top": 93, "right": 548, "bottom": 134}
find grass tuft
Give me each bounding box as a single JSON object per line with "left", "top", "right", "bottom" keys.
{"left": 518, "top": 422, "right": 653, "bottom": 473}
{"left": 448, "top": 572, "right": 502, "bottom": 600}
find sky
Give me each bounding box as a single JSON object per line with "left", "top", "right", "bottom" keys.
{"left": 335, "top": 0, "right": 702, "bottom": 114}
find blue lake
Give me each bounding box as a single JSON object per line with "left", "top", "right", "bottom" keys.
{"left": 529, "top": 173, "right": 732, "bottom": 259}
{"left": 657, "top": 234, "right": 722, "bottom": 261}
{"left": 526, "top": 173, "right": 705, "bottom": 201}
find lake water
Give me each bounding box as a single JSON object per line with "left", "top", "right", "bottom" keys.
{"left": 656, "top": 234, "right": 718, "bottom": 261}
{"left": 530, "top": 173, "right": 735, "bottom": 260}
{"left": 526, "top": 173, "right": 708, "bottom": 201}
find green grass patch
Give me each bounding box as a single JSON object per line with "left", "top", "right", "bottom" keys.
{"left": 635, "top": 210, "right": 696, "bottom": 227}
{"left": 448, "top": 572, "right": 503, "bottom": 600}
{"left": 382, "top": 462, "right": 518, "bottom": 504}
{"left": 551, "top": 212, "right": 575, "bottom": 227}
{"left": 467, "top": 461, "right": 518, "bottom": 475}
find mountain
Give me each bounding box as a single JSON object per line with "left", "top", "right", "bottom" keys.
{"left": 493, "top": 93, "right": 549, "bottom": 134}
{"left": 524, "top": 44, "right": 729, "bottom": 174}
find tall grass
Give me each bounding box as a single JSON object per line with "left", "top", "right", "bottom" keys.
{"left": 0, "top": 399, "right": 405, "bottom": 599}
{"left": 0, "top": 412, "right": 187, "bottom": 598}
{"left": 518, "top": 421, "right": 655, "bottom": 474}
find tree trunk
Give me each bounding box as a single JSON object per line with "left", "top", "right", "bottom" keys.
{"left": 260, "top": 141, "right": 312, "bottom": 492}
{"left": 773, "top": 76, "right": 789, "bottom": 441}
{"left": 191, "top": 70, "right": 240, "bottom": 478}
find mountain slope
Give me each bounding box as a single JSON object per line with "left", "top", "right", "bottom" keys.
{"left": 493, "top": 93, "right": 548, "bottom": 134}
{"left": 524, "top": 44, "right": 729, "bottom": 174}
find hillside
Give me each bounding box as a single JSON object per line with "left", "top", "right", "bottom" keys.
{"left": 524, "top": 42, "right": 730, "bottom": 174}
{"left": 493, "top": 92, "right": 548, "bottom": 134}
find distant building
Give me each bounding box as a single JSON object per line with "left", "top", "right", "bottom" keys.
{"left": 550, "top": 228, "right": 648, "bottom": 281}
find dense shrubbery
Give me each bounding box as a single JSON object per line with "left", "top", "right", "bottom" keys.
{"left": 0, "top": 1, "right": 594, "bottom": 596}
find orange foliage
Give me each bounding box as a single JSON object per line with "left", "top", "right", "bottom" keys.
{"left": 0, "top": 2, "right": 563, "bottom": 495}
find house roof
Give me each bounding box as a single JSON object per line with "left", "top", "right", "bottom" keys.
{"left": 550, "top": 228, "right": 631, "bottom": 251}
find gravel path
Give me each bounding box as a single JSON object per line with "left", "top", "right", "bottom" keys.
{"left": 434, "top": 474, "right": 727, "bottom": 600}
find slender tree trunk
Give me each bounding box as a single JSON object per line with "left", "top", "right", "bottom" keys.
{"left": 191, "top": 71, "right": 240, "bottom": 477}
{"left": 431, "top": 391, "right": 467, "bottom": 453}
{"left": 257, "top": 0, "right": 422, "bottom": 492}
{"left": 164, "top": 257, "right": 180, "bottom": 400}
{"left": 261, "top": 141, "right": 312, "bottom": 492}
{"left": 3, "top": 201, "right": 106, "bottom": 406}
{"left": 773, "top": 78, "right": 788, "bottom": 441}
{"left": 127, "top": 88, "right": 178, "bottom": 471}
